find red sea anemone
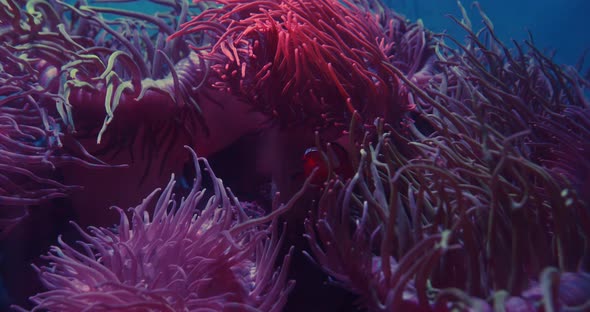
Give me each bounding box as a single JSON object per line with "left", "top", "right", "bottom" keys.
{"left": 166, "top": 0, "right": 437, "bottom": 230}
{"left": 20, "top": 148, "right": 297, "bottom": 312}
{"left": 170, "top": 0, "right": 432, "bottom": 129}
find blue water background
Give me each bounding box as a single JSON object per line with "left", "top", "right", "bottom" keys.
{"left": 388, "top": 0, "right": 590, "bottom": 66}
{"left": 101, "top": 0, "right": 590, "bottom": 66}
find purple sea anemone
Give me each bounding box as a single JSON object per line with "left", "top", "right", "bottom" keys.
{"left": 303, "top": 3, "right": 590, "bottom": 311}
{"left": 0, "top": 0, "right": 274, "bottom": 236}
{"left": 305, "top": 124, "right": 590, "bottom": 310}
{"left": 0, "top": 0, "right": 588, "bottom": 311}
{"left": 20, "top": 148, "right": 297, "bottom": 311}
{"left": 0, "top": 31, "right": 110, "bottom": 236}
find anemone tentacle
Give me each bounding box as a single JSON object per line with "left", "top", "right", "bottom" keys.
{"left": 26, "top": 148, "right": 296, "bottom": 312}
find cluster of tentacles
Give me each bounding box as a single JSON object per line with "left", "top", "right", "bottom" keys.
{"left": 304, "top": 3, "right": 590, "bottom": 311}
{"left": 0, "top": 0, "right": 589, "bottom": 311}
{"left": 23, "top": 148, "right": 297, "bottom": 312}
{"left": 170, "top": 0, "right": 433, "bottom": 128}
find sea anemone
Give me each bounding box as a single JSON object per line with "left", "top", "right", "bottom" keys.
{"left": 0, "top": 0, "right": 275, "bottom": 232}
{"left": 22, "top": 148, "right": 299, "bottom": 312}
{"left": 532, "top": 106, "right": 590, "bottom": 204}
{"left": 305, "top": 122, "right": 590, "bottom": 311}
{"left": 0, "top": 3, "right": 112, "bottom": 235}
{"left": 170, "top": 0, "right": 433, "bottom": 129}
{"left": 167, "top": 0, "right": 440, "bottom": 230}
{"left": 11, "top": 0, "right": 269, "bottom": 160}
{"left": 1, "top": 0, "right": 589, "bottom": 310}
{"left": 304, "top": 3, "right": 590, "bottom": 311}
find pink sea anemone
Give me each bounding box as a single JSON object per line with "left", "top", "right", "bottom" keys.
{"left": 170, "top": 0, "right": 431, "bottom": 129}
{"left": 21, "top": 148, "right": 298, "bottom": 311}
{"left": 166, "top": 0, "right": 436, "bottom": 230}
